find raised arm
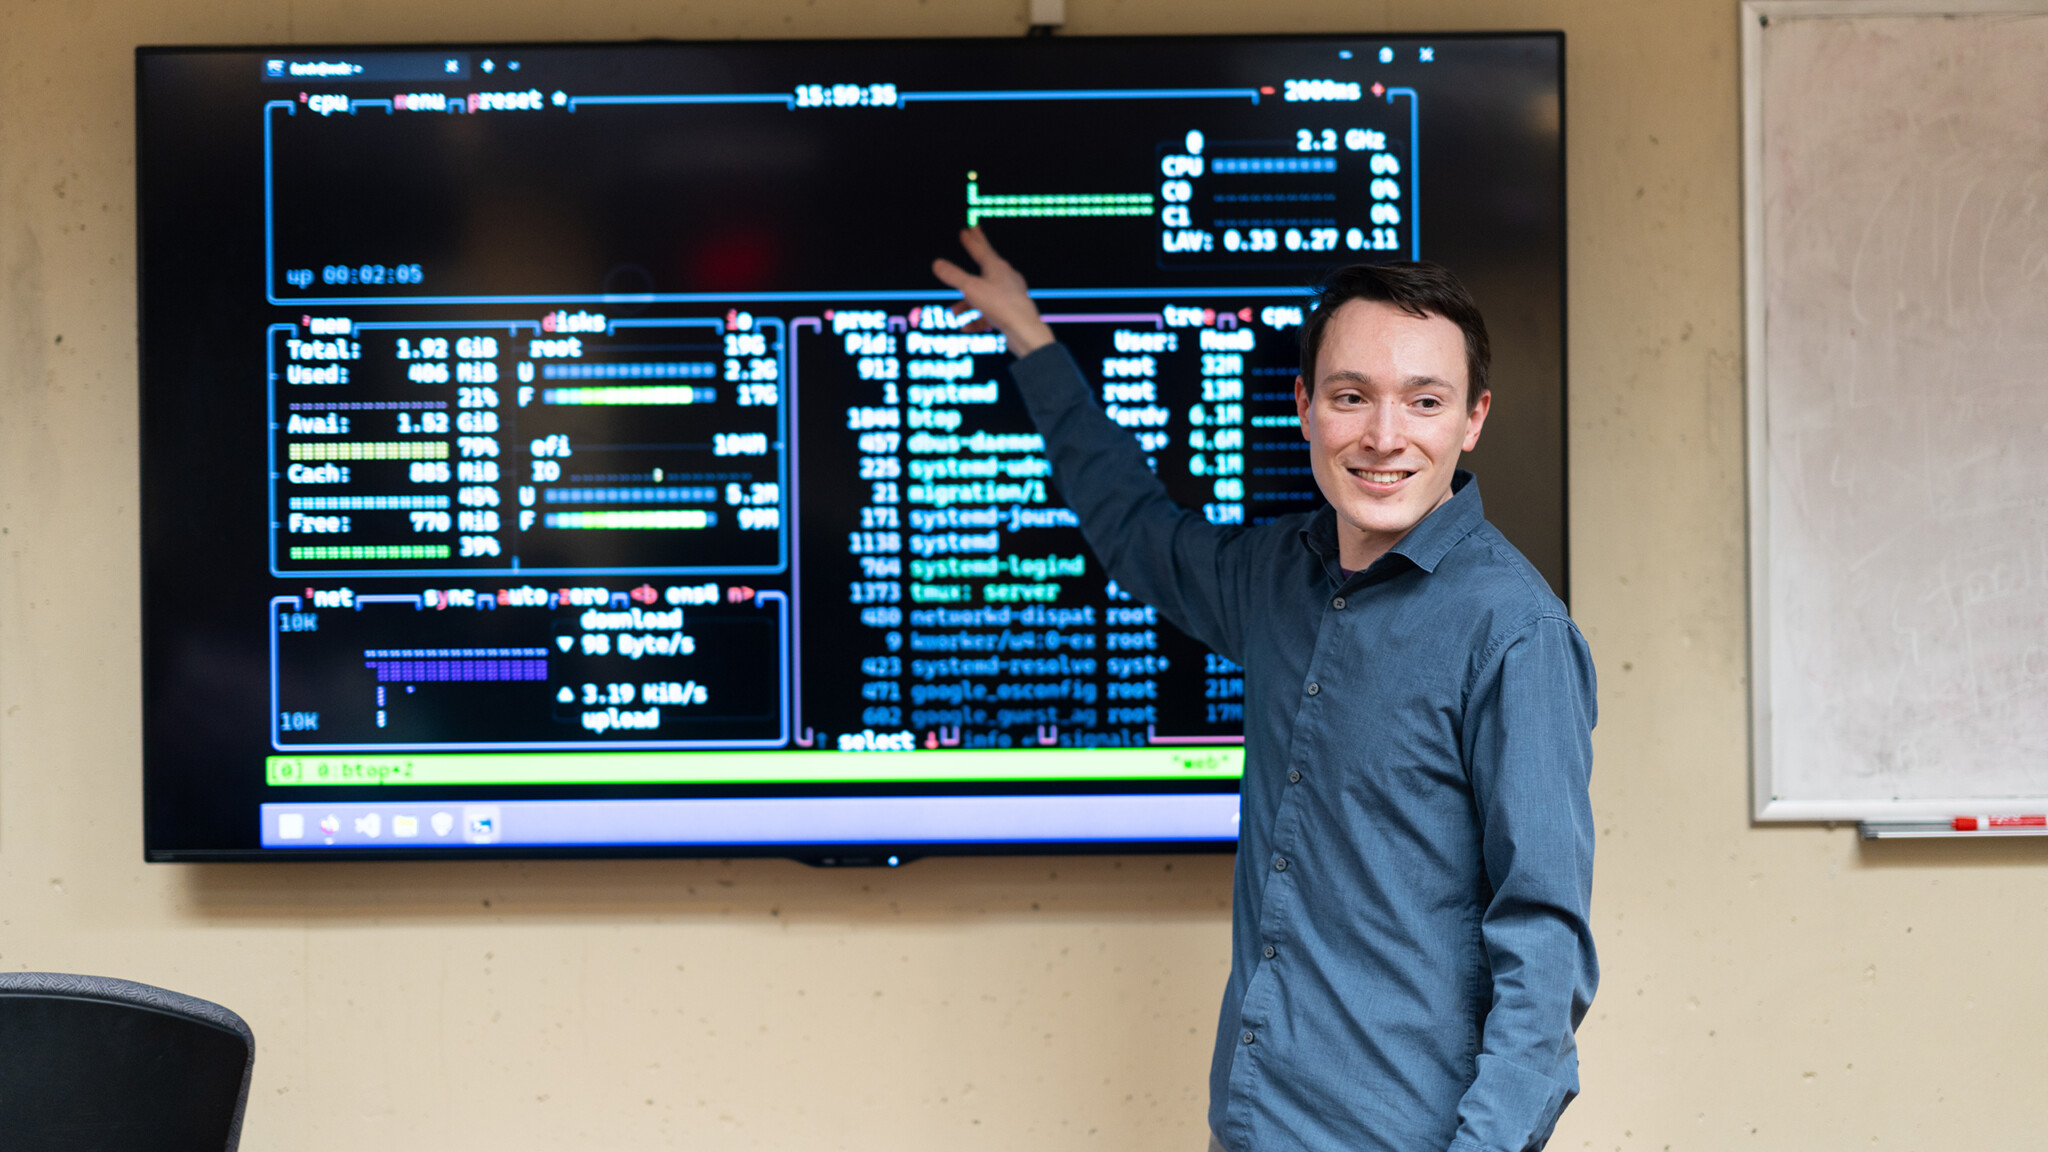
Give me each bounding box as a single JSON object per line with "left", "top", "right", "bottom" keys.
{"left": 931, "top": 228, "right": 1249, "bottom": 663}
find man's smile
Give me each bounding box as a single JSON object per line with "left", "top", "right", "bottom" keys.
{"left": 1348, "top": 467, "right": 1417, "bottom": 490}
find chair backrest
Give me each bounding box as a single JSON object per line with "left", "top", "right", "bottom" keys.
{"left": 0, "top": 972, "right": 253, "bottom": 1152}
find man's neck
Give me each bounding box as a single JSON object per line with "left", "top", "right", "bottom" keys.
{"left": 1337, "top": 533, "right": 1399, "bottom": 574}
{"left": 1334, "top": 485, "right": 1459, "bottom": 572}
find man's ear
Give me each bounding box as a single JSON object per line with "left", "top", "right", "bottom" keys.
{"left": 1462, "top": 389, "right": 1491, "bottom": 452}
{"left": 1293, "top": 374, "right": 1310, "bottom": 439}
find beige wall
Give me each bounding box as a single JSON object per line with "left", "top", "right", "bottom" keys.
{"left": 3, "top": 0, "right": 2043, "bottom": 1147}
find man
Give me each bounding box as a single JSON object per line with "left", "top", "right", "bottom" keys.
{"left": 934, "top": 227, "right": 1597, "bottom": 1152}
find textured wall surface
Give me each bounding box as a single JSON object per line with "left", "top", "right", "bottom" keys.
{"left": 2, "top": 1, "right": 2043, "bottom": 1148}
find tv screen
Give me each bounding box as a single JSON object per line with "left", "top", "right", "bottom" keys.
{"left": 137, "top": 33, "right": 1566, "bottom": 861}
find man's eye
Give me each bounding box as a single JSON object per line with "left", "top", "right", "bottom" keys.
{"left": 1414, "top": 396, "right": 1442, "bottom": 411}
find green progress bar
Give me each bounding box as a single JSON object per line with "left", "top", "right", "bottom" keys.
{"left": 288, "top": 544, "right": 451, "bottom": 561}
{"left": 267, "top": 746, "right": 1244, "bottom": 786}
{"left": 545, "top": 510, "right": 715, "bottom": 530}
{"left": 966, "top": 172, "right": 1153, "bottom": 228}
{"left": 544, "top": 386, "right": 709, "bottom": 406}
{"left": 288, "top": 441, "right": 448, "bottom": 461}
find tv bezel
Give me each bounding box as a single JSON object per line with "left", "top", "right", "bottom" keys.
{"left": 135, "top": 30, "right": 1568, "bottom": 863}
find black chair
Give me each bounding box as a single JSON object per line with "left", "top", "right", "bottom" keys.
{"left": 0, "top": 972, "right": 253, "bottom": 1151}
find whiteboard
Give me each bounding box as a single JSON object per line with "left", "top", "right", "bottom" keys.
{"left": 1744, "top": 1, "right": 2048, "bottom": 820}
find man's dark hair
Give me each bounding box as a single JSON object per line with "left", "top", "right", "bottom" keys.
{"left": 1299, "top": 261, "right": 1491, "bottom": 408}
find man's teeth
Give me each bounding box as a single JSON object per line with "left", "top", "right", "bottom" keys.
{"left": 1358, "top": 470, "right": 1408, "bottom": 484}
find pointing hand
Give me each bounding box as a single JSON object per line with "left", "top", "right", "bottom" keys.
{"left": 931, "top": 226, "right": 1055, "bottom": 357}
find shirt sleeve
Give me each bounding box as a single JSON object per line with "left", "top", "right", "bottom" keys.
{"left": 1449, "top": 614, "right": 1600, "bottom": 1152}
{"left": 1007, "top": 342, "right": 1249, "bottom": 664}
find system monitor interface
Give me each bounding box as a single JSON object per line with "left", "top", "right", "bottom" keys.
{"left": 138, "top": 34, "right": 1564, "bottom": 860}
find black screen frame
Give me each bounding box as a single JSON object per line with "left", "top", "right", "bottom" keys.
{"left": 136, "top": 31, "right": 1568, "bottom": 863}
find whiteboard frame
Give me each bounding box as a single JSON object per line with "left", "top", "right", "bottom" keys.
{"left": 1742, "top": 0, "right": 2048, "bottom": 821}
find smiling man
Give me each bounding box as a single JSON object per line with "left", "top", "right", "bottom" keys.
{"left": 1293, "top": 280, "right": 1490, "bottom": 573}
{"left": 936, "top": 230, "right": 1598, "bottom": 1152}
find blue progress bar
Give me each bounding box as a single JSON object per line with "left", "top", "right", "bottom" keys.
{"left": 901, "top": 88, "right": 1261, "bottom": 104}
{"left": 569, "top": 94, "right": 794, "bottom": 110}
{"left": 1211, "top": 157, "right": 1338, "bottom": 174}
{"left": 288, "top": 495, "right": 450, "bottom": 511}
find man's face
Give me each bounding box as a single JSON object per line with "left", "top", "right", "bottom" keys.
{"left": 1294, "top": 299, "right": 1490, "bottom": 571}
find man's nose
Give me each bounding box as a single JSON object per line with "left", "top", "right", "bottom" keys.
{"left": 1358, "top": 402, "right": 1406, "bottom": 452}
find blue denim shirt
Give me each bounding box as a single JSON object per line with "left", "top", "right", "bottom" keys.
{"left": 1012, "top": 344, "right": 1598, "bottom": 1152}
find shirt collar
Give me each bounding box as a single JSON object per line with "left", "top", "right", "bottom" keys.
{"left": 1299, "top": 470, "right": 1485, "bottom": 580}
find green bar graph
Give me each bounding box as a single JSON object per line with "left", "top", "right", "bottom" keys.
{"left": 288, "top": 441, "right": 448, "bottom": 461}
{"left": 288, "top": 544, "right": 451, "bottom": 561}
{"left": 965, "top": 172, "right": 1153, "bottom": 227}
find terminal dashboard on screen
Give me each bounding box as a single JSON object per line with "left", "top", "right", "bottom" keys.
{"left": 137, "top": 33, "right": 1566, "bottom": 861}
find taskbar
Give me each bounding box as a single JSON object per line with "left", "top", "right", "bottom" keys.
{"left": 258, "top": 792, "right": 1241, "bottom": 851}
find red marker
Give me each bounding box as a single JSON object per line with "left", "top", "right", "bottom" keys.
{"left": 1951, "top": 815, "right": 2048, "bottom": 832}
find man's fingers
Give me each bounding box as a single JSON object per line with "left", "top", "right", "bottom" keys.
{"left": 958, "top": 226, "right": 1009, "bottom": 275}
{"left": 947, "top": 306, "right": 991, "bottom": 334}
{"left": 934, "top": 261, "right": 991, "bottom": 331}
{"left": 932, "top": 226, "right": 1050, "bottom": 355}
{"left": 931, "top": 257, "right": 975, "bottom": 291}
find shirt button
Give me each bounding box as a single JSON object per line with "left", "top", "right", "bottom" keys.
{"left": 1288, "top": 769, "right": 1302, "bottom": 784}
{"left": 1273, "top": 857, "right": 1288, "bottom": 872}
{"left": 1242, "top": 1030, "right": 1257, "bottom": 1045}
{"left": 1306, "top": 682, "right": 1320, "bottom": 696}
{"left": 1332, "top": 596, "right": 1346, "bottom": 610}
{"left": 1262, "top": 944, "right": 1277, "bottom": 959}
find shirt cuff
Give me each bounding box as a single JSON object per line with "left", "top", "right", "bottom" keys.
{"left": 1453, "top": 1052, "right": 1576, "bottom": 1152}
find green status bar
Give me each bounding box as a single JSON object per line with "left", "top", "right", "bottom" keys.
{"left": 267, "top": 746, "right": 1244, "bottom": 787}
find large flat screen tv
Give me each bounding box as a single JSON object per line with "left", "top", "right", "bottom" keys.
{"left": 137, "top": 32, "right": 1566, "bottom": 861}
